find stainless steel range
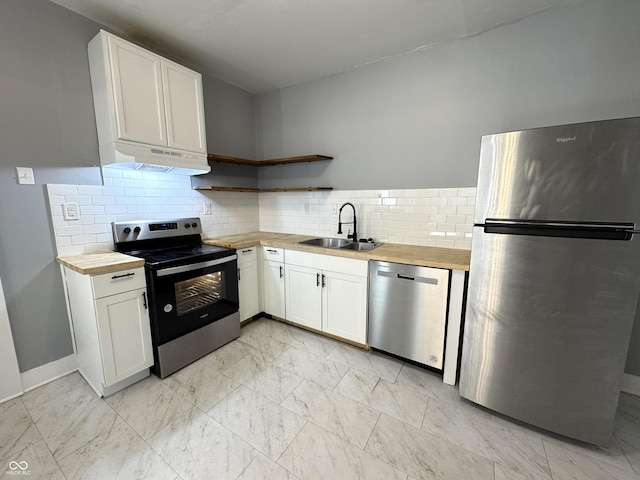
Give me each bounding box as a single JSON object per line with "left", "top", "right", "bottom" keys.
{"left": 113, "top": 218, "right": 240, "bottom": 378}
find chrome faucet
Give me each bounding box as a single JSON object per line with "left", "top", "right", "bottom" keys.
{"left": 337, "top": 202, "right": 357, "bottom": 242}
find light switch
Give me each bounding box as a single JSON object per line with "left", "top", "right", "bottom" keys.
{"left": 16, "top": 167, "right": 35, "bottom": 185}
{"left": 63, "top": 203, "right": 80, "bottom": 220}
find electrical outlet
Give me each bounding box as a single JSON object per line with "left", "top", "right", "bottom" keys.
{"left": 303, "top": 203, "right": 309, "bottom": 214}
{"left": 203, "top": 203, "right": 212, "bottom": 215}
{"left": 331, "top": 204, "right": 337, "bottom": 214}
{"left": 63, "top": 203, "right": 80, "bottom": 220}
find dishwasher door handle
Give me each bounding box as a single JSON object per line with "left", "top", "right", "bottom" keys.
{"left": 377, "top": 270, "right": 439, "bottom": 285}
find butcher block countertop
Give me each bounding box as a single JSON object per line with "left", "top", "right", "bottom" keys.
{"left": 57, "top": 251, "right": 144, "bottom": 275}
{"left": 205, "top": 231, "right": 471, "bottom": 271}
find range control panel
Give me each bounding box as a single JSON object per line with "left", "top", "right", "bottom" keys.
{"left": 112, "top": 218, "right": 203, "bottom": 243}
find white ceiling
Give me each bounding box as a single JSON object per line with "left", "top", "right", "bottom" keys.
{"left": 49, "top": 0, "right": 574, "bottom": 93}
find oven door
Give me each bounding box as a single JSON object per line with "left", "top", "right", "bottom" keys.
{"left": 147, "top": 254, "right": 239, "bottom": 345}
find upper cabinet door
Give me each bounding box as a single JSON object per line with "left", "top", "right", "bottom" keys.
{"left": 107, "top": 35, "right": 167, "bottom": 146}
{"left": 161, "top": 60, "right": 207, "bottom": 153}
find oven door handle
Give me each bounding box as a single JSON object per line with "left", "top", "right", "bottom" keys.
{"left": 155, "top": 254, "right": 238, "bottom": 277}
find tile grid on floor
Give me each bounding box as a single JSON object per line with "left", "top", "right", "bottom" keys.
{"left": 2, "top": 316, "right": 639, "bottom": 480}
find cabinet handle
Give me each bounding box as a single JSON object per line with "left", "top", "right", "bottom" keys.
{"left": 317, "top": 272, "right": 320, "bottom": 287}
{"left": 280, "top": 266, "right": 284, "bottom": 278}
{"left": 237, "top": 268, "right": 241, "bottom": 281}
{"left": 242, "top": 249, "right": 253, "bottom": 253}
{"left": 142, "top": 292, "right": 147, "bottom": 310}
{"left": 266, "top": 249, "right": 277, "bottom": 253}
{"left": 321, "top": 274, "right": 326, "bottom": 288}
{"left": 111, "top": 272, "right": 135, "bottom": 280}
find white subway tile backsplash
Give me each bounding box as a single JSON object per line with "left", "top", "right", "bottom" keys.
{"left": 48, "top": 178, "right": 474, "bottom": 255}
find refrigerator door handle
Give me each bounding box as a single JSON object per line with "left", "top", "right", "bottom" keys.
{"left": 483, "top": 219, "right": 635, "bottom": 241}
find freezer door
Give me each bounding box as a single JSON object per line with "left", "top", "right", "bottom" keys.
{"left": 475, "top": 117, "right": 640, "bottom": 224}
{"left": 459, "top": 227, "right": 640, "bottom": 445}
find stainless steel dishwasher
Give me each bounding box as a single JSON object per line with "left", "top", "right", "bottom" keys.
{"left": 368, "top": 261, "right": 450, "bottom": 370}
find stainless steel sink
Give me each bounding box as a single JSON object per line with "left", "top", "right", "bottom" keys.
{"left": 297, "top": 237, "right": 382, "bottom": 251}
{"left": 340, "top": 242, "right": 382, "bottom": 252}
{"left": 297, "top": 237, "right": 352, "bottom": 248}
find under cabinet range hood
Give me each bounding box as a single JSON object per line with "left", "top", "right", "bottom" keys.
{"left": 88, "top": 30, "right": 211, "bottom": 176}
{"left": 99, "top": 141, "right": 210, "bottom": 175}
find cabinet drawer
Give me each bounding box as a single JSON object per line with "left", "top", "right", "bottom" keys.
{"left": 262, "top": 246, "right": 284, "bottom": 261}
{"left": 92, "top": 267, "right": 146, "bottom": 298}
{"left": 237, "top": 247, "right": 257, "bottom": 266}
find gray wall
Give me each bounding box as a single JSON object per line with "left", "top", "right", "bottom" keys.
{"left": 256, "top": 0, "right": 640, "bottom": 191}
{"left": 0, "top": 0, "right": 255, "bottom": 372}
{"left": 254, "top": 0, "right": 640, "bottom": 375}
{"left": 0, "top": 0, "right": 103, "bottom": 371}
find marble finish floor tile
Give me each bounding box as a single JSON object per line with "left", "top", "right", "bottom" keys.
{"left": 335, "top": 369, "right": 428, "bottom": 428}
{"left": 281, "top": 379, "right": 380, "bottom": 448}
{"left": 236, "top": 453, "right": 299, "bottom": 480}
{"left": 30, "top": 383, "right": 118, "bottom": 460}
{"left": 274, "top": 326, "right": 340, "bottom": 357}
{"left": 272, "top": 347, "right": 349, "bottom": 390}
{"left": 0, "top": 398, "right": 43, "bottom": 462}
{"left": 237, "top": 332, "right": 291, "bottom": 363}
{"left": 162, "top": 358, "right": 240, "bottom": 411}
{"left": 106, "top": 376, "right": 194, "bottom": 440}
{"left": 1, "top": 440, "right": 64, "bottom": 480}
{"left": 544, "top": 438, "right": 640, "bottom": 480}
{"left": 148, "top": 407, "right": 258, "bottom": 480}
{"left": 208, "top": 385, "right": 306, "bottom": 460}
{"left": 422, "top": 397, "right": 551, "bottom": 480}
{"left": 240, "top": 317, "right": 291, "bottom": 342}
{"left": 21, "top": 372, "right": 86, "bottom": 412}
{"left": 327, "top": 343, "right": 403, "bottom": 382}
{"left": 616, "top": 393, "right": 640, "bottom": 474}
{"left": 202, "top": 339, "right": 255, "bottom": 373}
{"left": 278, "top": 422, "right": 407, "bottom": 480}
{"left": 365, "top": 413, "right": 495, "bottom": 480}
{"left": 57, "top": 418, "right": 176, "bottom": 480}
{"left": 395, "top": 362, "right": 460, "bottom": 404}
{"left": 224, "top": 355, "right": 304, "bottom": 404}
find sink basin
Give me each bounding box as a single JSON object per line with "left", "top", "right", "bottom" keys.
{"left": 340, "top": 242, "right": 382, "bottom": 252}
{"left": 297, "top": 237, "right": 352, "bottom": 248}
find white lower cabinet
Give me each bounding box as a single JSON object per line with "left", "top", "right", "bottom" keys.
{"left": 285, "top": 250, "right": 368, "bottom": 344}
{"left": 285, "top": 263, "right": 322, "bottom": 330}
{"left": 64, "top": 266, "right": 153, "bottom": 396}
{"left": 261, "top": 247, "right": 286, "bottom": 318}
{"left": 237, "top": 247, "right": 260, "bottom": 322}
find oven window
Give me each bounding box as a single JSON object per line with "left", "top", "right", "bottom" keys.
{"left": 174, "top": 272, "right": 224, "bottom": 316}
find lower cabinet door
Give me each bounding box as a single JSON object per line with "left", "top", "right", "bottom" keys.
{"left": 238, "top": 261, "right": 260, "bottom": 321}
{"left": 262, "top": 260, "right": 285, "bottom": 318}
{"left": 322, "top": 270, "right": 368, "bottom": 344}
{"left": 285, "top": 264, "right": 322, "bottom": 330}
{"left": 95, "top": 287, "right": 153, "bottom": 386}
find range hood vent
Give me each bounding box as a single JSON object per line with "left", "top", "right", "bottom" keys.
{"left": 99, "top": 142, "right": 211, "bottom": 176}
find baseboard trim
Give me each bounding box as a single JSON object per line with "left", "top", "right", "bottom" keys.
{"left": 21, "top": 354, "right": 78, "bottom": 392}
{"left": 622, "top": 373, "right": 640, "bottom": 396}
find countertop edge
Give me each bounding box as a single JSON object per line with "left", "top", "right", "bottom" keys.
{"left": 57, "top": 252, "right": 145, "bottom": 275}
{"left": 204, "top": 232, "right": 470, "bottom": 271}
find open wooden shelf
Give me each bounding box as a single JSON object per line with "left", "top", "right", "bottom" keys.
{"left": 194, "top": 186, "right": 333, "bottom": 193}
{"left": 202, "top": 153, "right": 334, "bottom": 192}
{"left": 207, "top": 154, "right": 333, "bottom": 167}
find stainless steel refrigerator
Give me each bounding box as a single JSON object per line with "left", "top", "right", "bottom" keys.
{"left": 459, "top": 117, "right": 640, "bottom": 446}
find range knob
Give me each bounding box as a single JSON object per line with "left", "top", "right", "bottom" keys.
{"left": 123, "top": 227, "right": 131, "bottom": 234}
{"left": 133, "top": 226, "right": 141, "bottom": 233}
{"left": 185, "top": 223, "right": 191, "bottom": 228}
{"left": 191, "top": 222, "right": 198, "bottom": 228}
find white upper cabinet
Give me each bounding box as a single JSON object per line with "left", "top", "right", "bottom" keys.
{"left": 88, "top": 30, "right": 209, "bottom": 173}
{"left": 161, "top": 59, "right": 207, "bottom": 153}
{"left": 106, "top": 34, "right": 167, "bottom": 146}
